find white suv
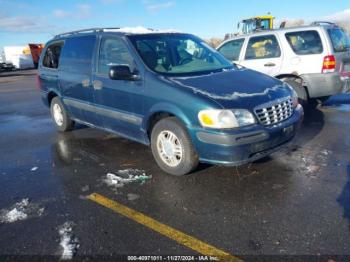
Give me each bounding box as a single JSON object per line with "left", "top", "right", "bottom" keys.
{"left": 217, "top": 22, "right": 350, "bottom": 104}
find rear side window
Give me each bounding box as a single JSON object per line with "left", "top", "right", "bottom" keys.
{"left": 327, "top": 28, "right": 350, "bottom": 53}
{"left": 98, "top": 37, "right": 134, "bottom": 74}
{"left": 245, "top": 35, "right": 281, "bottom": 60}
{"left": 218, "top": 39, "right": 244, "bottom": 61}
{"left": 285, "top": 30, "right": 323, "bottom": 55}
{"left": 42, "top": 42, "right": 63, "bottom": 69}
{"left": 60, "top": 35, "right": 96, "bottom": 73}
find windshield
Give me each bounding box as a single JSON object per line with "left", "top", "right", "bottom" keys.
{"left": 242, "top": 21, "right": 256, "bottom": 34}
{"left": 128, "top": 34, "right": 233, "bottom": 76}
{"left": 327, "top": 28, "right": 350, "bottom": 52}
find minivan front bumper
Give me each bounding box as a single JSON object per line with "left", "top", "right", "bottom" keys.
{"left": 189, "top": 105, "right": 303, "bottom": 166}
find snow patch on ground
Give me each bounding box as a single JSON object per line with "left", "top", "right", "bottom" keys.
{"left": 0, "top": 199, "right": 44, "bottom": 223}
{"left": 81, "top": 185, "right": 90, "bottom": 192}
{"left": 127, "top": 193, "right": 140, "bottom": 201}
{"left": 30, "top": 166, "right": 38, "bottom": 171}
{"left": 58, "top": 222, "right": 79, "bottom": 260}
{"left": 279, "top": 144, "right": 333, "bottom": 177}
{"left": 104, "top": 169, "right": 152, "bottom": 189}
{"left": 2, "top": 199, "right": 28, "bottom": 222}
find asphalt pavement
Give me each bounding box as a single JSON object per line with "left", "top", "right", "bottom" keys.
{"left": 0, "top": 69, "right": 350, "bottom": 261}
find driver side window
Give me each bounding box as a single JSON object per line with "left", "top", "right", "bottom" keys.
{"left": 98, "top": 37, "right": 134, "bottom": 74}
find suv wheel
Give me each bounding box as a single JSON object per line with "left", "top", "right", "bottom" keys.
{"left": 314, "top": 96, "right": 331, "bottom": 106}
{"left": 151, "top": 117, "right": 199, "bottom": 176}
{"left": 50, "top": 97, "right": 74, "bottom": 132}
{"left": 282, "top": 77, "right": 308, "bottom": 106}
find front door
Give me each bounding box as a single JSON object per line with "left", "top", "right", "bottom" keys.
{"left": 92, "top": 36, "right": 144, "bottom": 140}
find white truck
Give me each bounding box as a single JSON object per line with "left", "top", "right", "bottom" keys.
{"left": 3, "top": 46, "right": 35, "bottom": 70}
{"left": 0, "top": 52, "right": 15, "bottom": 71}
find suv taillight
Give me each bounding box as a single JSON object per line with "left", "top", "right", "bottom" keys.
{"left": 322, "top": 55, "right": 336, "bottom": 73}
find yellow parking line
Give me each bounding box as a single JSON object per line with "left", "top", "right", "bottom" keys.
{"left": 88, "top": 193, "right": 242, "bottom": 262}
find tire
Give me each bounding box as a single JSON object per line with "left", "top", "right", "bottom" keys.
{"left": 307, "top": 96, "right": 330, "bottom": 108}
{"left": 50, "top": 97, "right": 74, "bottom": 132}
{"left": 151, "top": 117, "right": 199, "bottom": 176}
{"left": 282, "top": 77, "right": 308, "bottom": 107}
{"left": 317, "top": 96, "right": 331, "bottom": 105}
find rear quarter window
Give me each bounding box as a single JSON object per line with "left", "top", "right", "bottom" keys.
{"left": 327, "top": 28, "right": 350, "bottom": 53}
{"left": 42, "top": 42, "right": 63, "bottom": 69}
{"left": 59, "top": 35, "right": 96, "bottom": 73}
{"left": 285, "top": 30, "right": 323, "bottom": 55}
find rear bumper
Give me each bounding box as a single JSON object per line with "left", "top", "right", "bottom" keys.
{"left": 189, "top": 105, "right": 303, "bottom": 166}
{"left": 301, "top": 72, "right": 349, "bottom": 98}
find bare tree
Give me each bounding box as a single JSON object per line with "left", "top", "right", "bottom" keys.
{"left": 206, "top": 38, "right": 224, "bottom": 48}
{"left": 282, "top": 19, "right": 305, "bottom": 28}
{"left": 336, "top": 22, "right": 350, "bottom": 33}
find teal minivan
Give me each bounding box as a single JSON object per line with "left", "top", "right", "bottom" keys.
{"left": 38, "top": 27, "right": 303, "bottom": 176}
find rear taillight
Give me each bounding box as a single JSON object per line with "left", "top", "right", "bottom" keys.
{"left": 322, "top": 55, "right": 336, "bottom": 73}
{"left": 36, "top": 74, "right": 42, "bottom": 90}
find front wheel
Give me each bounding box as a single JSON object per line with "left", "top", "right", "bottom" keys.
{"left": 151, "top": 117, "right": 199, "bottom": 176}
{"left": 50, "top": 97, "right": 74, "bottom": 132}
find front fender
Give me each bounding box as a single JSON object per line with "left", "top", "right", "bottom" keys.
{"left": 142, "top": 102, "right": 193, "bottom": 132}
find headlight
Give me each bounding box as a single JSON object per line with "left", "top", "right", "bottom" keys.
{"left": 292, "top": 95, "right": 299, "bottom": 108}
{"left": 198, "top": 109, "right": 255, "bottom": 129}
{"left": 285, "top": 83, "right": 299, "bottom": 108}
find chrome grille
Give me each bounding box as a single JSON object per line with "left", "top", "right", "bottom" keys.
{"left": 254, "top": 97, "right": 293, "bottom": 126}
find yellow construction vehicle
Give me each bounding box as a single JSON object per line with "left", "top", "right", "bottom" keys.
{"left": 238, "top": 15, "right": 274, "bottom": 34}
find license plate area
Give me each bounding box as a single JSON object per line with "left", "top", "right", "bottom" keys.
{"left": 343, "top": 62, "right": 350, "bottom": 73}
{"left": 283, "top": 125, "right": 294, "bottom": 135}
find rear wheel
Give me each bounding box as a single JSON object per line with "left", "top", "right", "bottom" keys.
{"left": 151, "top": 117, "right": 199, "bottom": 176}
{"left": 50, "top": 97, "right": 74, "bottom": 132}
{"left": 316, "top": 96, "right": 331, "bottom": 105}
{"left": 282, "top": 77, "right": 308, "bottom": 106}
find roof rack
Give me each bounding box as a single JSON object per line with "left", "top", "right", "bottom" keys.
{"left": 311, "top": 21, "right": 337, "bottom": 26}
{"left": 54, "top": 27, "right": 121, "bottom": 38}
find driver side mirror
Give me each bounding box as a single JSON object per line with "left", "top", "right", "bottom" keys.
{"left": 109, "top": 65, "right": 140, "bottom": 81}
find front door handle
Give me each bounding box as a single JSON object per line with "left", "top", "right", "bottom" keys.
{"left": 264, "top": 62, "right": 276, "bottom": 67}
{"left": 93, "top": 80, "right": 103, "bottom": 90}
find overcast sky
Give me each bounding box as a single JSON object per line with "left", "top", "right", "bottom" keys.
{"left": 0, "top": 0, "right": 350, "bottom": 51}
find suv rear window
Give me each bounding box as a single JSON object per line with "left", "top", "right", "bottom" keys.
{"left": 327, "top": 28, "right": 350, "bottom": 53}
{"left": 285, "top": 30, "right": 323, "bottom": 55}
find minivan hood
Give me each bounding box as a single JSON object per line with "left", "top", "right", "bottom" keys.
{"left": 168, "top": 68, "right": 292, "bottom": 109}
